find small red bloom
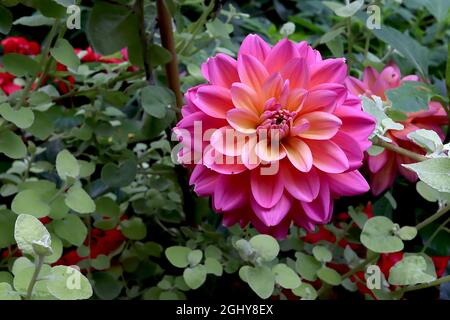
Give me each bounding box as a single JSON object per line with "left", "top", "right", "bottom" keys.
{"left": 1, "top": 37, "right": 40, "bottom": 55}
{"left": 0, "top": 71, "right": 22, "bottom": 95}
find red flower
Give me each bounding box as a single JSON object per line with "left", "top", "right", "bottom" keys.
{"left": 75, "top": 47, "right": 125, "bottom": 64}
{"left": 0, "top": 71, "right": 22, "bottom": 95}
{"left": 1, "top": 37, "right": 40, "bottom": 55}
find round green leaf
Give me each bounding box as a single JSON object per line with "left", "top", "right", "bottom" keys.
{"left": 165, "top": 246, "right": 192, "bottom": 268}
{"left": 56, "top": 149, "right": 80, "bottom": 179}
{"left": 44, "top": 234, "right": 63, "bottom": 264}
{"left": 249, "top": 234, "right": 280, "bottom": 262}
{"left": 246, "top": 266, "right": 275, "bottom": 299}
{"left": 272, "top": 263, "right": 301, "bottom": 289}
{"left": 92, "top": 272, "right": 123, "bottom": 300}
{"left": 65, "top": 185, "right": 96, "bottom": 214}
{"left": 292, "top": 283, "right": 318, "bottom": 300}
{"left": 0, "top": 103, "right": 34, "bottom": 129}
{"left": 204, "top": 258, "right": 223, "bottom": 276}
{"left": 388, "top": 255, "right": 436, "bottom": 286}
{"left": 360, "top": 216, "right": 404, "bottom": 253}
{"left": 312, "top": 245, "right": 333, "bottom": 262}
{"left": 317, "top": 266, "right": 342, "bottom": 286}
{"left": 120, "top": 217, "right": 147, "bottom": 240}
{"left": 50, "top": 38, "right": 80, "bottom": 70}
{"left": 0, "top": 209, "right": 16, "bottom": 248}
{"left": 3, "top": 53, "right": 40, "bottom": 76}
{"left": 0, "top": 129, "right": 27, "bottom": 159}
{"left": 0, "top": 283, "right": 21, "bottom": 300}
{"left": 295, "top": 253, "right": 321, "bottom": 281}
{"left": 187, "top": 250, "right": 203, "bottom": 267}
{"left": 183, "top": 265, "right": 207, "bottom": 290}
{"left": 53, "top": 215, "right": 87, "bottom": 246}
{"left": 398, "top": 226, "right": 418, "bottom": 241}
{"left": 47, "top": 266, "right": 93, "bottom": 300}
{"left": 14, "top": 214, "right": 51, "bottom": 256}
{"left": 141, "top": 86, "right": 174, "bottom": 119}
{"left": 12, "top": 189, "right": 51, "bottom": 218}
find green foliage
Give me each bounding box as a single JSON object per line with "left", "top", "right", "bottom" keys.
{"left": 403, "top": 158, "right": 450, "bottom": 193}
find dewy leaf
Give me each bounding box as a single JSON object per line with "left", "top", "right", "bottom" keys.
{"left": 388, "top": 255, "right": 436, "bottom": 286}
{"left": 272, "top": 263, "right": 301, "bottom": 289}
{"left": 165, "top": 246, "right": 192, "bottom": 268}
{"left": 407, "top": 129, "right": 443, "bottom": 154}
{"left": 360, "top": 216, "right": 404, "bottom": 253}
{"left": 11, "top": 189, "right": 51, "bottom": 218}
{"left": 0, "top": 129, "right": 27, "bottom": 159}
{"left": 183, "top": 265, "right": 207, "bottom": 290}
{"left": 0, "top": 103, "right": 35, "bottom": 129}
{"left": 403, "top": 158, "right": 450, "bottom": 193}
{"left": 249, "top": 234, "right": 280, "bottom": 262}
{"left": 14, "top": 214, "right": 51, "bottom": 256}
{"left": 373, "top": 27, "right": 429, "bottom": 78}
{"left": 246, "top": 266, "right": 275, "bottom": 299}
{"left": 50, "top": 39, "right": 80, "bottom": 70}
{"left": 141, "top": 86, "right": 175, "bottom": 119}
{"left": 47, "top": 266, "right": 93, "bottom": 300}
{"left": 65, "top": 184, "right": 96, "bottom": 214}
{"left": 56, "top": 149, "right": 80, "bottom": 179}
{"left": 0, "top": 5, "right": 12, "bottom": 34}
{"left": 3, "top": 53, "right": 40, "bottom": 77}
{"left": 385, "top": 82, "right": 432, "bottom": 112}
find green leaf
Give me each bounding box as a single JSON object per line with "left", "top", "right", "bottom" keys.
{"left": 165, "top": 246, "right": 192, "bottom": 268}
{"left": 403, "top": 158, "right": 450, "bottom": 193}
{"left": 91, "top": 255, "right": 111, "bottom": 270}
{"left": 86, "top": 1, "right": 138, "bottom": 55}
{"left": 312, "top": 245, "right": 333, "bottom": 263}
{"left": 416, "top": 181, "right": 450, "bottom": 202}
{"left": 65, "top": 184, "right": 96, "bottom": 214}
{"left": 249, "top": 234, "right": 280, "bottom": 262}
{"left": 317, "top": 266, "right": 342, "bottom": 286}
{"left": 92, "top": 272, "right": 123, "bottom": 300}
{"left": 295, "top": 252, "right": 321, "bottom": 281}
{"left": 120, "top": 217, "right": 147, "bottom": 240}
{"left": 272, "top": 263, "right": 301, "bottom": 289}
{"left": 95, "top": 197, "right": 120, "bottom": 218}
{"left": 3, "top": 53, "right": 40, "bottom": 77}
{"left": 0, "top": 103, "right": 34, "bottom": 129}
{"left": 14, "top": 214, "right": 51, "bottom": 256}
{"left": 324, "top": 0, "right": 363, "bottom": 17}
{"left": 373, "top": 27, "right": 429, "bottom": 78}
{"left": 0, "top": 209, "right": 17, "bottom": 248}
{"left": 0, "top": 5, "right": 12, "bottom": 34}
{"left": 183, "top": 265, "right": 207, "bottom": 290}
{"left": 56, "top": 149, "right": 80, "bottom": 179}
{"left": 44, "top": 234, "right": 63, "bottom": 264}
{"left": 50, "top": 39, "right": 80, "bottom": 70}
{"left": 13, "top": 14, "right": 54, "bottom": 27}
{"left": 204, "top": 245, "right": 222, "bottom": 260}
{"left": 78, "top": 160, "right": 96, "bottom": 178}
{"left": 0, "top": 283, "right": 21, "bottom": 300}
{"left": 187, "top": 250, "right": 203, "bottom": 267}
{"left": 398, "top": 226, "right": 418, "bottom": 241}
{"left": 141, "top": 86, "right": 175, "bottom": 119}
{"left": 47, "top": 266, "right": 93, "bottom": 300}
{"left": 246, "top": 266, "right": 275, "bottom": 299}
{"left": 360, "top": 216, "right": 404, "bottom": 253}
{"left": 407, "top": 129, "right": 443, "bottom": 154}
{"left": 53, "top": 215, "right": 87, "bottom": 246}
{"left": 0, "top": 129, "right": 27, "bottom": 159}
{"left": 11, "top": 189, "right": 51, "bottom": 218}
{"left": 204, "top": 258, "right": 223, "bottom": 276}
{"left": 423, "top": 0, "right": 450, "bottom": 22}
{"left": 292, "top": 283, "right": 318, "bottom": 300}
{"left": 320, "top": 26, "right": 346, "bottom": 44}
{"left": 385, "top": 82, "right": 432, "bottom": 112}
{"left": 101, "top": 159, "right": 137, "bottom": 188}
{"left": 388, "top": 255, "right": 436, "bottom": 285}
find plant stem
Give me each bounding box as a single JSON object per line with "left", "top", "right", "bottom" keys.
{"left": 372, "top": 137, "right": 428, "bottom": 162}
{"left": 156, "top": 0, "right": 183, "bottom": 112}
{"left": 402, "top": 275, "right": 450, "bottom": 293}
{"left": 134, "top": 0, "right": 153, "bottom": 85}
{"left": 26, "top": 254, "right": 44, "bottom": 300}
{"left": 416, "top": 203, "right": 450, "bottom": 230}
{"left": 341, "top": 254, "right": 380, "bottom": 280}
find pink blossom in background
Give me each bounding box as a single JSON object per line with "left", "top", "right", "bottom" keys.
{"left": 346, "top": 65, "right": 448, "bottom": 196}
{"left": 174, "top": 34, "right": 376, "bottom": 238}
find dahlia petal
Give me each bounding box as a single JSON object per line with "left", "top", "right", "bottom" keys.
{"left": 300, "top": 89, "right": 338, "bottom": 114}
{"left": 264, "top": 38, "right": 300, "bottom": 74}
{"left": 327, "top": 170, "right": 370, "bottom": 196}
{"left": 238, "top": 34, "right": 271, "bottom": 63}
{"left": 201, "top": 53, "right": 239, "bottom": 88}
{"left": 210, "top": 126, "right": 246, "bottom": 157}
{"left": 241, "top": 136, "right": 261, "bottom": 170}
{"left": 255, "top": 139, "right": 287, "bottom": 162}
{"left": 298, "top": 111, "right": 342, "bottom": 140}
{"left": 367, "top": 149, "right": 389, "bottom": 173}
{"left": 370, "top": 156, "right": 397, "bottom": 196}
{"left": 262, "top": 72, "right": 283, "bottom": 102}
{"left": 363, "top": 66, "right": 379, "bottom": 89}
{"left": 250, "top": 170, "right": 284, "bottom": 208}
{"left": 297, "top": 41, "right": 322, "bottom": 65}
{"left": 345, "top": 76, "right": 367, "bottom": 96}
{"left": 203, "top": 145, "right": 247, "bottom": 175}
{"left": 334, "top": 106, "right": 376, "bottom": 150}
{"left": 237, "top": 54, "right": 269, "bottom": 92}
{"left": 189, "top": 165, "right": 218, "bottom": 196}
{"left": 251, "top": 194, "right": 292, "bottom": 227}
{"left": 282, "top": 137, "right": 313, "bottom": 172}
{"left": 214, "top": 174, "right": 248, "bottom": 211}
{"left": 280, "top": 58, "right": 309, "bottom": 89}
{"left": 195, "top": 85, "right": 234, "bottom": 119}
{"left": 307, "top": 140, "right": 349, "bottom": 173}
{"left": 331, "top": 131, "right": 364, "bottom": 170}
{"left": 281, "top": 161, "right": 320, "bottom": 202}
{"left": 301, "top": 179, "right": 332, "bottom": 223}
{"left": 309, "top": 58, "right": 347, "bottom": 87}
{"left": 226, "top": 108, "right": 259, "bottom": 134}
{"left": 396, "top": 155, "right": 418, "bottom": 182}
{"left": 231, "top": 82, "right": 261, "bottom": 114}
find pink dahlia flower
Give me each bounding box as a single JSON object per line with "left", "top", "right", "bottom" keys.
{"left": 346, "top": 64, "right": 448, "bottom": 196}
{"left": 174, "top": 35, "right": 375, "bottom": 237}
